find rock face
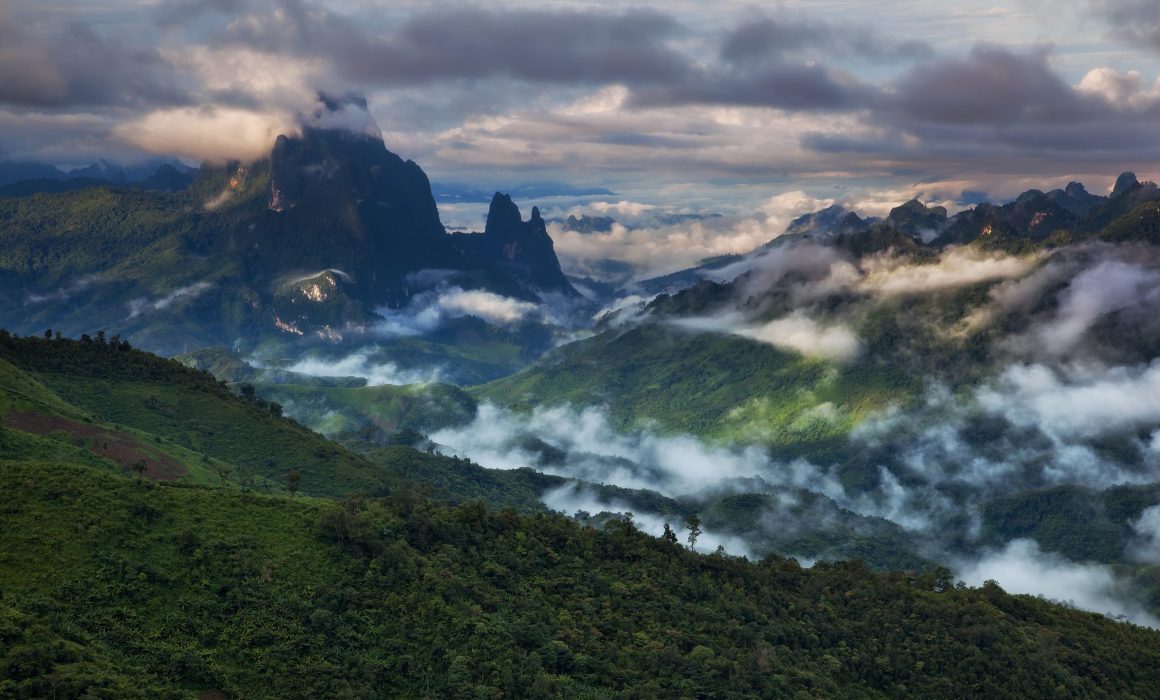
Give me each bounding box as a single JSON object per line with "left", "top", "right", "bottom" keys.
{"left": 476, "top": 194, "right": 576, "bottom": 294}
{"left": 885, "top": 200, "right": 948, "bottom": 241}
{"left": 1047, "top": 182, "right": 1104, "bottom": 216}
{"left": 784, "top": 204, "right": 857, "bottom": 239}
{"left": 1113, "top": 172, "right": 1140, "bottom": 199}
{"left": 233, "top": 94, "right": 581, "bottom": 309}
{"left": 251, "top": 98, "right": 463, "bottom": 306}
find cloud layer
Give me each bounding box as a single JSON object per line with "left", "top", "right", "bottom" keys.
{"left": 2, "top": 0, "right": 1158, "bottom": 202}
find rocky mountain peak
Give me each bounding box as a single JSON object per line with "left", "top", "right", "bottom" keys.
{"left": 486, "top": 192, "right": 524, "bottom": 234}
{"left": 480, "top": 193, "right": 577, "bottom": 295}
{"left": 1113, "top": 172, "right": 1140, "bottom": 198}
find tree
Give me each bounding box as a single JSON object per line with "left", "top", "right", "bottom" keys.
{"left": 685, "top": 514, "right": 702, "bottom": 551}
{"left": 214, "top": 463, "right": 232, "bottom": 492}
{"left": 133, "top": 459, "right": 148, "bottom": 480}
{"left": 662, "top": 523, "right": 679, "bottom": 545}
{"left": 287, "top": 470, "right": 302, "bottom": 498}
{"left": 43, "top": 328, "right": 52, "bottom": 340}
{"left": 238, "top": 464, "right": 253, "bottom": 494}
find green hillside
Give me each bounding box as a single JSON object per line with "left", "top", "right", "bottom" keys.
{"left": 4, "top": 458, "right": 1160, "bottom": 698}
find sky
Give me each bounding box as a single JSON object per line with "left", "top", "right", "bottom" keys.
{"left": 4, "top": 0, "right": 1160, "bottom": 209}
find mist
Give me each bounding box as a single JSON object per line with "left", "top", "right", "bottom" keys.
{"left": 284, "top": 348, "right": 445, "bottom": 386}
{"left": 541, "top": 483, "right": 756, "bottom": 557}
{"left": 415, "top": 393, "right": 1160, "bottom": 624}
{"left": 127, "top": 282, "right": 213, "bottom": 318}
{"left": 955, "top": 540, "right": 1159, "bottom": 628}
{"left": 420, "top": 235, "right": 1160, "bottom": 624}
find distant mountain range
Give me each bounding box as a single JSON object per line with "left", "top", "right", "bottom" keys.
{"left": 0, "top": 157, "right": 197, "bottom": 189}
{"left": 431, "top": 181, "right": 616, "bottom": 204}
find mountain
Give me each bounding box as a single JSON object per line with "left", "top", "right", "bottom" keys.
{"left": 1046, "top": 181, "right": 1104, "bottom": 216}
{"left": 467, "top": 173, "right": 1160, "bottom": 606}
{"left": 134, "top": 163, "right": 195, "bottom": 192}
{"left": 5, "top": 336, "right": 1160, "bottom": 697}
{"left": 0, "top": 161, "right": 68, "bottom": 185}
{"left": 0, "top": 164, "right": 195, "bottom": 197}
{"left": 0, "top": 157, "right": 194, "bottom": 189}
{"left": 66, "top": 158, "right": 126, "bottom": 183}
{"left": 451, "top": 193, "right": 578, "bottom": 295}
{"left": 0, "top": 96, "right": 579, "bottom": 358}
{"left": 561, "top": 213, "right": 616, "bottom": 233}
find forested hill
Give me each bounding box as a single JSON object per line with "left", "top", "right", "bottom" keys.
{"left": 5, "top": 460, "right": 1160, "bottom": 698}
{"left": 4, "top": 335, "right": 1160, "bottom": 696}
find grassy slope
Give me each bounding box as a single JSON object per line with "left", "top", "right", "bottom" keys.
{"left": 0, "top": 335, "right": 428, "bottom": 496}
{"left": 5, "top": 459, "right": 1160, "bottom": 698}
{"left": 476, "top": 322, "right": 918, "bottom": 446}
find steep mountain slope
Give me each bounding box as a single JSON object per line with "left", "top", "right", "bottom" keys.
{"left": 452, "top": 193, "right": 579, "bottom": 295}
{"left": 0, "top": 97, "right": 577, "bottom": 357}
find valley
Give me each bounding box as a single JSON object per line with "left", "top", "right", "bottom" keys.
{"left": 7, "top": 4, "right": 1160, "bottom": 690}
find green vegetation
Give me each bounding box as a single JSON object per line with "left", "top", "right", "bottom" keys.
{"left": 0, "top": 331, "right": 389, "bottom": 496}
{"left": 5, "top": 458, "right": 1160, "bottom": 698}
{"left": 475, "top": 300, "right": 976, "bottom": 448}
{"left": 476, "top": 324, "right": 868, "bottom": 442}
{"left": 259, "top": 381, "right": 478, "bottom": 438}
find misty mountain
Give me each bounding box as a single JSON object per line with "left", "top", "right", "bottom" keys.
{"left": 460, "top": 173, "right": 1160, "bottom": 619}
{"left": 0, "top": 161, "right": 70, "bottom": 185}
{"left": 0, "top": 96, "right": 582, "bottom": 360}
{"left": 0, "top": 157, "right": 196, "bottom": 188}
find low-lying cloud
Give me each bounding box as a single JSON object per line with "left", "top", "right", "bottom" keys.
{"left": 542, "top": 484, "right": 755, "bottom": 557}
{"left": 431, "top": 402, "right": 771, "bottom": 495}
{"left": 548, "top": 192, "right": 837, "bottom": 282}
{"left": 977, "top": 361, "right": 1160, "bottom": 441}
{"left": 858, "top": 247, "right": 1037, "bottom": 297}
{"left": 956, "top": 539, "right": 1159, "bottom": 627}
{"left": 376, "top": 285, "right": 543, "bottom": 336}
{"left": 672, "top": 311, "right": 862, "bottom": 362}
{"left": 285, "top": 348, "right": 444, "bottom": 386}
{"left": 127, "top": 281, "right": 213, "bottom": 318}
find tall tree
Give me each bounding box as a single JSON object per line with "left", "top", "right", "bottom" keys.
{"left": 685, "top": 514, "right": 702, "bottom": 551}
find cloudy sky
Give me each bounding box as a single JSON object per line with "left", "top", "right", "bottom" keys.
{"left": 4, "top": 0, "right": 1160, "bottom": 208}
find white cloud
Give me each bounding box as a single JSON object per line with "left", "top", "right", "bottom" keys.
{"left": 956, "top": 539, "right": 1159, "bottom": 627}
{"left": 550, "top": 214, "right": 778, "bottom": 281}
{"left": 671, "top": 311, "right": 861, "bottom": 361}
{"left": 285, "top": 349, "right": 443, "bottom": 386}
{"left": 127, "top": 282, "right": 213, "bottom": 318}
{"left": 436, "top": 288, "right": 538, "bottom": 324}
{"left": 1027, "top": 259, "right": 1160, "bottom": 356}
{"left": 977, "top": 361, "right": 1160, "bottom": 441}
{"left": 374, "top": 285, "right": 543, "bottom": 336}
{"left": 431, "top": 402, "right": 775, "bottom": 494}
{"left": 1130, "top": 504, "right": 1160, "bottom": 564}
{"left": 1076, "top": 67, "right": 1160, "bottom": 109}
{"left": 542, "top": 483, "right": 755, "bottom": 556}
{"left": 858, "top": 246, "right": 1038, "bottom": 297}
{"left": 757, "top": 191, "right": 836, "bottom": 235}
{"left": 739, "top": 312, "right": 862, "bottom": 361}
{"left": 307, "top": 101, "right": 383, "bottom": 139}
{"left": 115, "top": 106, "right": 298, "bottom": 163}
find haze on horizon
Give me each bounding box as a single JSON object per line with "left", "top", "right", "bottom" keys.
{"left": 3, "top": 0, "right": 1160, "bottom": 213}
